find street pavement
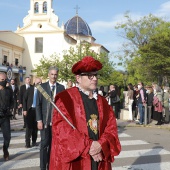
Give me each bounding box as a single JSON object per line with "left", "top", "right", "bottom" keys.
{"left": 0, "top": 115, "right": 170, "bottom": 170}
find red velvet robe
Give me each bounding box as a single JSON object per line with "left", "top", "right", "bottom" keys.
{"left": 50, "top": 87, "right": 121, "bottom": 170}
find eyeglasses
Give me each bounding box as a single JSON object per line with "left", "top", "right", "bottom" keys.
{"left": 80, "top": 73, "right": 100, "bottom": 80}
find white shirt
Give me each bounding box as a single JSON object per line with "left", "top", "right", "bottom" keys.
{"left": 26, "top": 84, "right": 30, "bottom": 89}
{"left": 11, "top": 84, "right": 15, "bottom": 91}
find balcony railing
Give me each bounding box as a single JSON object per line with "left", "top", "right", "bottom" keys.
{"left": 0, "top": 64, "right": 26, "bottom": 74}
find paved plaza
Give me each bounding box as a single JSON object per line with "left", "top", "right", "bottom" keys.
{"left": 0, "top": 115, "right": 170, "bottom": 170}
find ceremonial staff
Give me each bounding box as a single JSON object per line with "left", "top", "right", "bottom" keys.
{"left": 36, "top": 84, "right": 76, "bottom": 129}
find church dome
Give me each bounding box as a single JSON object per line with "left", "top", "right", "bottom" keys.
{"left": 64, "top": 15, "right": 92, "bottom": 36}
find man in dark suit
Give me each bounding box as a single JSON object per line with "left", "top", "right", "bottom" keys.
{"left": 0, "top": 72, "right": 14, "bottom": 161}
{"left": 36, "top": 66, "right": 65, "bottom": 170}
{"left": 18, "top": 77, "right": 32, "bottom": 128}
{"left": 23, "top": 78, "right": 42, "bottom": 148}
{"left": 9, "top": 79, "right": 19, "bottom": 120}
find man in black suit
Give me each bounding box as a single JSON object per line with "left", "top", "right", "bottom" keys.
{"left": 36, "top": 66, "right": 65, "bottom": 170}
{"left": 0, "top": 72, "right": 14, "bottom": 161}
{"left": 9, "top": 79, "right": 19, "bottom": 120}
{"left": 23, "top": 78, "right": 42, "bottom": 148}
{"left": 18, "top": 77, "right": 32, "bottom": 128}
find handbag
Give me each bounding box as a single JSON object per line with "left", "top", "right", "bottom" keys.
{"left": 112, "top": 95, "right": 120, "bottom": 104}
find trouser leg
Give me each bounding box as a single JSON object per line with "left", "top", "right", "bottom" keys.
{"left": 128, "top": 99, "right": 134, "bottom": 120}
{"left": 13, "top": 101, "right": 17, "bottom": 118}
{"left": 32, "top": 120, "right": 38, "bottom": 143}
{"left": 32, "top": 110, "right": 38, "bottom": 143}
{"left": 165, "top": 107, "right": 169, "bottom": 123}
{"left": 40, "top": 126, "right": 52, "bottom": 170}
{"left": 1, "top": 118, "right": 11, "bottom": 150}
{"left": 157, "top": 112, "right": 162, "bottom": 124}
{"left": 139, "top": 104, "right": 143, "bottom": 123}
{"left": 25, "top": 126, "right": 32, "bottom": 146}
{"left": 147, "top": 106, "right": 152, "bottom": 124}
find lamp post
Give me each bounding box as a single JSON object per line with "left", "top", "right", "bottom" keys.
{"left": 65, "top": 63, "right": 68, "bottom": 81}
{"left": 123, "top": 71, "right": 128, "bottom": 91}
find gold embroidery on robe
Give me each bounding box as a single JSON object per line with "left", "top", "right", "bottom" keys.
{"left": 88, "top": 114, "right": 98, "bottom": 134}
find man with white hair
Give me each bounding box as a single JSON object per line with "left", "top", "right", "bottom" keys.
{"left": 36, "top": 67, "right": 65, "bottom": 170}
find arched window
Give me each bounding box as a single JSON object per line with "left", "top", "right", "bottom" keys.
{"left": 34, "top": 2, "right": 39, "bottom": 13}
{"left": 43, "top": 1, "right": 47, "bottom": 13}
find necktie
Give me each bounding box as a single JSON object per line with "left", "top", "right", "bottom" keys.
{"left": 32, "top": 88, "right": 37, "bottom": 107}
{"left": 51, "top": 85, "right": 55, "bottom": 98}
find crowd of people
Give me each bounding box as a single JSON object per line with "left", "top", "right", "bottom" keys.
{"left": 101, "top": 81, "right": 170, "bottom": 126}
{"left": 0, "top": 56, "right": 121, "bottom": 170}
{"left": 126, "top": 82, "right": 170, "bottom": 125}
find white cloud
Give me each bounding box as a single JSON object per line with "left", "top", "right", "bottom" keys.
{"left": 156, "top": 1, "right": 170, "bottom": 18}
{"left": 89, "top": 13, "right": 143, "bottom": 33}
{"left": 90, "top": 1, "right": 170, "bottom": 34}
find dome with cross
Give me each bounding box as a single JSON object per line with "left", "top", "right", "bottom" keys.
{"left": 64, "top": 15, "right": 92, "bottom": 36}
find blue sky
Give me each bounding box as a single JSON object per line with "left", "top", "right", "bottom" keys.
{"left": 1, "top": 0, "right": 170, "bottom": 69}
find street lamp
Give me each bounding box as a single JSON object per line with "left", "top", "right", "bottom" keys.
{"left": 123, "top": 71, "right": 128, "bottom": 91}
{"left": 65, "top": 63, "right": 68, "bottom": 80}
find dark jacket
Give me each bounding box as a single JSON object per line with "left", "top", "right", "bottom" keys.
{"left": 109, "top": 90, "right": 118, "bottom": 105}
{"left": 138, "top": 87, "right": 147, "bottom": 104}
{"left": 23, "top": 86, "right": 35, "bottom": 111}
{"left": 147, "top": 92, "right": 154, "bottom": 106}
{"left": 9, "top": 85, "right": 19, "bottom": 101}
{"left": 0, "top": 87, "right": 14, "bottom": 118}
{"left": 19, "top": 84, "right": 32, "bottom": 105}
{"left": 36, "top": 81, "right": 65, "bottom": 125}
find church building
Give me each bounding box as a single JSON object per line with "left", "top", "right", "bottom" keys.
{"left": 0, "top": 0, "right": 109, "bottom": 85}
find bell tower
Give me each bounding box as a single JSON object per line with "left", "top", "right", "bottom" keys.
{"left": 30, "top": 0, "right": 53, "bottom": 16}
{"left": 16, "top": 0, "right": 59, "bottom": 31}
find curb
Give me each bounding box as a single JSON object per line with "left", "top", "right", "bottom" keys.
{"left": 117, "top": 122, "right": 170, "bottom": 130}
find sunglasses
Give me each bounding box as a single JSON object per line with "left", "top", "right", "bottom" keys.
{"left": 80, "top": 73, "right": 100, "bottom": 80}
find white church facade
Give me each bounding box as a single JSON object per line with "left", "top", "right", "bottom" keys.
{"left": 0, "top": 0, "right": 109, "bottom": 85}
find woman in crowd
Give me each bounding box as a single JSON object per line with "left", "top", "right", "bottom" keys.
{"left": 146, "top": 86, "right": 154, "bottom": 124}
{"left": 153, "top": 84, "right": 163, "bottom": 125}
{"left": 127, "top": 83, "right": 134, "bottom": 121}
{"left": 108, "top": 84, "right": 120, "bottom": 119}
{"left": 66, "top": 79, "right": 73, "bottom": 89}
{"left": 163, "top": 86, "right": 170, "bottom": 124}
{"left": 99, "top": 85, "right": 106, "bottom": 97}
{"left": 133, "top": 85, "right": 139, "bottom": 120}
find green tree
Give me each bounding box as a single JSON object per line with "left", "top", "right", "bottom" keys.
{"left": 115, "top": 13, "right": 170, "bottom": 85}
{"left": 32, "top": 54, "right": 61, "bottom": 80}
{"left": 32, "top": 43, "right": 115, "bottom": 85}
{"left": 138, "top": 21, "right": 170, "bottom": 84}
{"left": 115, "top": 13, "right": 165, "bottom": 64}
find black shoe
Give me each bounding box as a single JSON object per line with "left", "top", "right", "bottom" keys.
{"left": 32, "top": 142, "right": 38, "bottom": 147}
{"left": 3, "top": 148, "right": 9, "bottom": 161}
{"left": 136, "top": 122, "right": 143, "bottom": 125}
{"left": 13, "top": 117, "right": 17, "bottom": 120}
{"left": 155, "top": 123, "right": 161, "bottom": 125}
{"left": 25, "top": 144, "right": 31, "bottom": 148}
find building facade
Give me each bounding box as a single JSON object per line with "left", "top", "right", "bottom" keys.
{"left": 0, "top": 0, "right": 109, "bottom": 85}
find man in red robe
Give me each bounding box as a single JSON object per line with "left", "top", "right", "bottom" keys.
{"left": 50, "top": 56, "right": 121, "bottom": 170}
